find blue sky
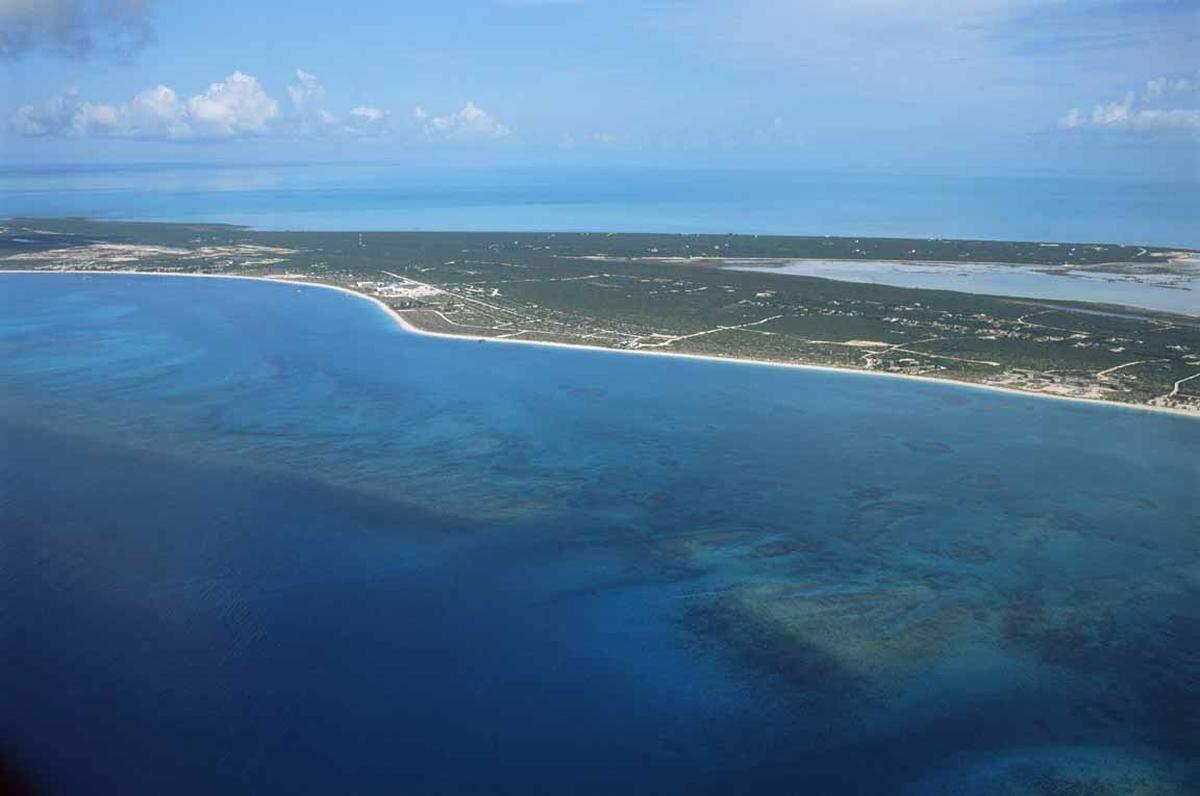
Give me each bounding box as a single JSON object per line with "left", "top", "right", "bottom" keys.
{"left": 1, "top": 0, "right": 1197, "bottom": 179}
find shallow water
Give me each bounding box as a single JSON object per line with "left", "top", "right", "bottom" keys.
{"left": 2, "top": 274, "right": 1198, "bottom": 793}
{"left": 728, "top": 258, "right": 1200, "bottom": 316}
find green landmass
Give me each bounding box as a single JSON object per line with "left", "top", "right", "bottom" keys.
{"left": 4, "top": 217, "right": 1198, "bottom": 412}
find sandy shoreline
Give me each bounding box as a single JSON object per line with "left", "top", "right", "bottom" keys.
{"left": 4, "top": 268, "right": 1197, "bottom": 419}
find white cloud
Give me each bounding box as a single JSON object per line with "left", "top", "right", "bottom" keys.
{"left": 13, "top": 72, "right": 506, "bottom": 144}
{"left": 11, "top": 71, "right": 277, "bottom": 139}
{"left": 10, "top": 88, "right": 79, "bottom": 135}
{"left": 185, "top": 71, "right": 278, "bottom": 136}
{"left": 1062, "top": 78, "right": 1200, "bottom": 133}
{"left": 415, "top": 101, "right": 511, "bottom": 140}
{"left": 1144, "top": 76, "right": 1196, "bottom": 100}
{"left": 0, "top": 0, "right": 160, "bottom": 58}
{"left": 350, "top": 105, "right": 384, "bottom": 123}
{"left": 127, "top": 84, "right": 189, "bottom": 137}
{"left": 279, "top": 70, "right": 387, "bottom": 136}
{"left": 67, "top": 100, "right": 119, "bottom": 136}
{"left": 283, "top": 68, "right": 340, "bottom": 135}
{"left": 1059, "top": 107, "right": 1086, "bottom": 130}
{"left": 11, "top": 84, "right": 186, "bottom": 137}
{"left": 1125, "top": 108, "right": 1200, "bottom": 132}
{"left": 287, "top": 68, "right": 324, "bottom": 108}
{"left": 336, "top": 105, "right": 387, "bottom": 136}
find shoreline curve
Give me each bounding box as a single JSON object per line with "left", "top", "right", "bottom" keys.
{"left": 3, "top": 268, "right": 1197, "bottom": 420}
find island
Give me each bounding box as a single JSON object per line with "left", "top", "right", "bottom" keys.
{"left": 4, "top": 217, "right": 1198, "bottom": 413}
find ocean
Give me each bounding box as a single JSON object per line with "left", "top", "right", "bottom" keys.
{"left": 2, "top": 273, "right": 1198, "bottom": 793}
{"left": 2, "top": 164, "right": 1198, "bottom": 248}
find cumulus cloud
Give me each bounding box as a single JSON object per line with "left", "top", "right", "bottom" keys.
{"left": 278, "top": 69, "right": 389, "bottom": 136}
{"left": 13, "top": 70, "right": 503, "bottom": 143}
{"left": 287, "top": 68, "right": 324, "bottom": 109}
{"left": 0, "top": 0, "right": 159, "bottom": 59}
{"left": 11, "top": 71, "right": 277, "bottom": 139}
{"left": 414, "top": 101, "right": 511, "bottom": 140}
{"left": 283, "top": 67, "right": 338, "bottom": 134}
{"left": 1061, "top": 77, "right": 1200, "bottom": 133}
{"left": 185, "top": 72, "right": 278, "bottom": 136}
{"left": 127, "top": 84, "right": 189, "bottom": 137}
{"left": 10, "top": 88, "right": 78, "bottom": 135}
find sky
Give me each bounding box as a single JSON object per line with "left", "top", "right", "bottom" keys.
{"left": 0, "top": 0, "right": 1197, "bottom": 180}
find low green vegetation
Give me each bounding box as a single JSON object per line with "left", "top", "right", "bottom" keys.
{"left": 4, "top": 218, "right": 1198, "bottom": 411}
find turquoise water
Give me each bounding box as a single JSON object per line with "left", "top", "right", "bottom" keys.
{"left": 2, "top": 274, "right": 1198, "bottom": 793}
{"left": 4, "top": 164, "right": 1198, "bottom": 247}
{"left": 729, "top": 259, "right": 1200, "bottom": 316}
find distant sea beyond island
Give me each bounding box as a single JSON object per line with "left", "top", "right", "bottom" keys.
{"left": 4, "top": 164, "right": 1199, "bottom": 247}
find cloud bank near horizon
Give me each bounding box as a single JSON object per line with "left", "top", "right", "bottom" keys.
{"left": 1062, "top": 77, "right": 1200, "bottom": 134}
{"left": 3, "top": 0, "right": 1196, "bottom": 179}
{"left": 10, "top": 69, "right": 513, "bottom": 143}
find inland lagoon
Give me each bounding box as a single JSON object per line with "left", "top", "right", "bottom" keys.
{"left": 725, "top": 257, "right": 1200, "bottom": 318}
{"left": 2, "top": 273, "right": 1198, "bottom": 793}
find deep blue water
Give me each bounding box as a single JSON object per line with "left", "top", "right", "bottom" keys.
{"left": 3, "top": 164, "right": 1198, "bottom": 247}
{"left": 2, "top": 274, "right": 1198, "bottom": 793}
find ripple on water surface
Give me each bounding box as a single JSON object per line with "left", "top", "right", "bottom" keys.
{"left": 2, "top": 273, "right": 1198, "bottom": 793}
